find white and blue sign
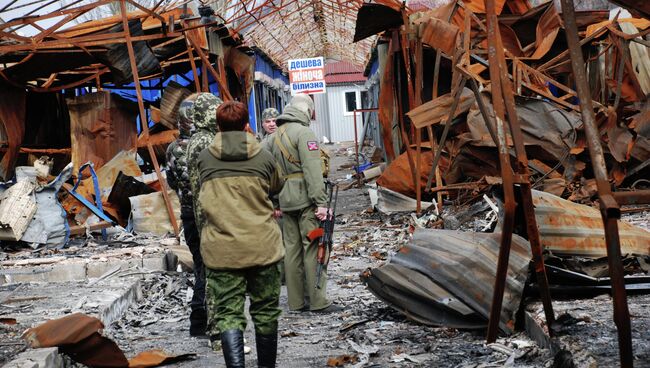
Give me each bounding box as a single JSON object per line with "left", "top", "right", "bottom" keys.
{"left": 288, "top": 57, "right": 326, "bottom": 95}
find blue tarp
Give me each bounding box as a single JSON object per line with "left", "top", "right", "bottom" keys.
{"left": 255, "top": 53, "right": 288, "bottom": 84}
{"left": 72, "top": 52, "right": 286, "bottom": 134}
{"left": 369, "top": 58, "right": 379, "bottom": 78}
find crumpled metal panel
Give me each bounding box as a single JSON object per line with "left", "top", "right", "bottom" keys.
{"left": 531, "top": 189, "right": 650, "bottom": 257}
{"left": 466, "top": 97, "right": 581, "bottom": 161}
{"left": 21, "top": 313, "right": 194, "bottom": 368}
{"left": 21, "top": 163, "right": 73, "bottom": 249}
{"left": 418, "top": 16, "right": 459, "bottom": 56}
{"left": 129, "top": 350, "right": 196, "bottom": 368}
{"left": 365, "top": 229, "right": 531, "bottom": 333}
{"left": 22, "top": 313, "right": 129, "bottom": 368}
{"left": 362, "top": 263, "right": 487, "bottom": 329}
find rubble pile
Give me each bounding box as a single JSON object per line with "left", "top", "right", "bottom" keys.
{"left": 340, "top": 4, "right": 650, "bottom": 364}
{"left": 526, "top": 294, "right": 650, "bottom": 366}
{"left": 356, "top": 0, "right": 650, "bottom": 205}
{"left": 0, "top": 3, "right": 258, "bottom": 252}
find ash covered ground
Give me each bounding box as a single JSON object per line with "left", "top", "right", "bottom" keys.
{"left": 100, "top": 144, "right": 555, "bottom": 367}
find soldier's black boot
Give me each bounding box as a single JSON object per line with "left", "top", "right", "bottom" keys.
{"left": 255, "top": 331, "right": 277, "bottom": 368}
{"left": 221, "top": 329, "right": 245, "bottom": 368}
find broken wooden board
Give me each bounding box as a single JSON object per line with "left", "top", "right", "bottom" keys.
{"left": 406, "top": 88, "right": 474, "bottom": 129}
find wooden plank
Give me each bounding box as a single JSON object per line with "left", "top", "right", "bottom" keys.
{"left": 407, "top": 88, "right": 475, "bottom": 129}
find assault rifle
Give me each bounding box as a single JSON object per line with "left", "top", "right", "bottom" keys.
{"left": 307, "top": 181, "right": 338, "bottom": 289}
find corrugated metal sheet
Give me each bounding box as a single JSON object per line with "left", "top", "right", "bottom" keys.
{"left": 326, "top": 74, "right": 367, "bottom": 85}
{"left": 325, "top": 60, "right": 365, "bottom": 75}
{"left": 325, "top": 61, "right": 367, "bottom": 85}
{"left": 362, "top": 263, "right": 487, "bottom": 329}
{"left": 364, "top": 229, "right": 532, "bottom": 333}
{"left": 531, "top": 189, "right": 650, "bottom": 257}
{"left": 326, "top": 85, "right": 365, "bottom": 142}
{"left": 67, "top": 92, "right": 138, "bottom": 174}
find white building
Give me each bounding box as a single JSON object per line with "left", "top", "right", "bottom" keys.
{"left": 312, "top": 61, "right": 368, "bottom": 143}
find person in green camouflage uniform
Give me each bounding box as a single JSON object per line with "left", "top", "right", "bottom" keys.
{"left": 165, "top": 93, "right": 208, "bottom": 337}
{"left": 186, "top": 93, "right": 222, "bottom": 232}
{"left": 264, "top": 94, "right": 340, "bottom": 314}
{"left": 198, "top": 101, "right": 284, "bottom": 368}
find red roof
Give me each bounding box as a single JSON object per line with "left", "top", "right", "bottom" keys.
{"left": 325, "top": 61, "right": 367, "bottom": 85}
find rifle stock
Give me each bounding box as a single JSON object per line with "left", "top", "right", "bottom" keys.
{"left": 315, "top": 181, "right": 338, "bottom": 289}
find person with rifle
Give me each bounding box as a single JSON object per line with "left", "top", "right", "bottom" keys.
{"left": 265, "top": 94, "right": 341, "bottom": 313}
{"left": 310, "top": 182, "right": 338, "bottom": 289}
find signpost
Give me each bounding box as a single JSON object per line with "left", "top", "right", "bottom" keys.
{"left": 288, "top": 57, "right": 326, "bottom": 95}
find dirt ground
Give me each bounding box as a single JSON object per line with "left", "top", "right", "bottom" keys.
{"left": 101, "top": 143, "right": 555, "bottom": 367}
{"left": 4, "top": 142, "right": 648, "bottom": 367}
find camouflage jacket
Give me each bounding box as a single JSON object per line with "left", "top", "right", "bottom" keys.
{"left": 165, "top": 93, "right": 199, "bottom": 212}
{"left": 186, "top": 93, "right": 222, "bottom": 231}
{"left": 166, "top": 139, "right": 193, "bottom": 210}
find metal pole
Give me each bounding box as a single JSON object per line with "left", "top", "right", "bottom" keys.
{"left": 353, "top": 108, "right": 378, "bottom": 187}
{"left": 354, "top": 110, "right": 361, "bottom": 187}
{"left": 425, "top": 76, "right": 467, "bottom": 191}
{"left": 484, "top": 0, "right": 518, "bottom": 342}
{"left": 559, "top": 0, "right": 633, "bottom": 365}
{"left": 120, "top": 0, "right": 179, "bottom": 237}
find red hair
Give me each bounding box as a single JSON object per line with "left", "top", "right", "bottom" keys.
{"left": 216, "top": 101, "right": 249, "bottom": 131}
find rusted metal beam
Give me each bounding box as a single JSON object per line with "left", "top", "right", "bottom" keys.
{"left": 32, "top": 11, "right": 87, "bottom": 44}
{"left": 0, "top": 0, "right": 115, "bottom": 31}
{"left": 0, "top": 67, "right": 108, "bottom": 93}
{"left": 559, "top": 0, "right": 633, "bottom": 366}
{"left": 125, "top": 0, "right": 167, "bottom": 32}
{"left": 0, "top": 31, "right": 183, "bottom": 53}
{"left": 0, "top": 31, "right": 30, "bottom": 43}
{"left": 69, "top": 221, "right": 112, "bottom": 236}
{"left": 613, "top": 190, "right": 650, "bottom": 206}
{"left": 424, "top": 75, "right": 466, "bottom": 192}
{"left": 394, "top": 38, "right": 418, "bottom": 192}
{"left": 415, "top": 39, "right": 424, "bottom": 214}
{"left": 185, "top": 32, "right": 233, "bottom": 101}
{"left": 6, "top": 0, "right": 84, "bottom": 34}
{"left": 484, "top": 0, "right": 556, "bottom": 343}
{"left": 181, "top": 20, "right": 201, "bottom": 92}
{"left": 538, "top": 25, "right": 610, "bottom": 72}
{"left": 120, "top": 0, "right": 179, "bottom": 238}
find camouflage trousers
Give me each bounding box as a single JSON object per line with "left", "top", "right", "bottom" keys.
{"left": 205, "top": 262, "right": 281, "bottom": 336}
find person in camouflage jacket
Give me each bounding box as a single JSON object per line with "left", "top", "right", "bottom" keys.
{"left": 166, "top": 94, "right": 198, "bottom": 210}
{"left": 165, "top": 93, "right": 209, "bottom": 336}
{"left": 187, "top": 93, "right": 222, "bottom": 233}
{"left": 257, "top": 107, "right": 279, "bottom": 141}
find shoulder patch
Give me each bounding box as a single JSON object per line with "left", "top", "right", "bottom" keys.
{"left": 307, "top": 141, "right": 319, "bottom": 151}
